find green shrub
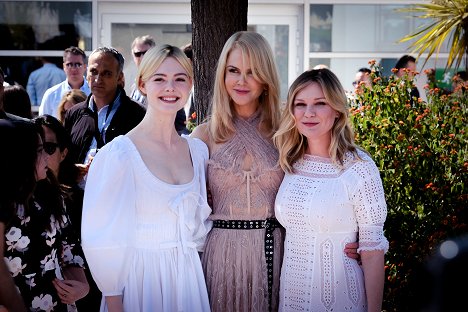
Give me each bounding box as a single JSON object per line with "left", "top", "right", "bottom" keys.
{"left": 350, "top": 61, "right": 468, "bottom": 311}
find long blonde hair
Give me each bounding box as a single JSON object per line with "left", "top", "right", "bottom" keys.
{"left": 137, "top": 44, "right": 193, "bottom": 95}
{"left": 209, "top": 31, "right": 281, "bottom": 142}
{"left": 274, "top": 68, "right": 360, "bottom": 173}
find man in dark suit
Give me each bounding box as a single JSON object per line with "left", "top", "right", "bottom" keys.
{"left": 64, "top": 47, "right": 145, "bottom": 165}
{"left": 63, "top": 47, "right": 145, "bottom": 312}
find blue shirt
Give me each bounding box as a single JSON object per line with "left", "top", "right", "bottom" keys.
{"left": 38, "top": 78, "right": 91, "bottom": 117}
{"left": 26, "top": 63, "right": 66, "bottom": 106}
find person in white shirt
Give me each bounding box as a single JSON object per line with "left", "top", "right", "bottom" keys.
{"left": 39, "top": 47, "right": 91, "bottom": 117}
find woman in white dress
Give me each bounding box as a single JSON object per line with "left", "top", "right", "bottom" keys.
{"left": 81, "top": 45, "right": 211, "bottom": 312}
{"left": 274, "top": 68, "right": 388, "bottom": 312}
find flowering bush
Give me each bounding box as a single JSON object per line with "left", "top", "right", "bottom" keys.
{"left": 185, "top": 112, "right": 197, "bottom": 133}
{"left": 350, "top": 61, "right": 468, "bottom": 311}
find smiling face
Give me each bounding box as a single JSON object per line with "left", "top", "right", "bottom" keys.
{"left": 293, "top": 82, "right": 339, "bottom": 153}
{"left": 224, "top": 47, "right": 264, "bottom": 116}
{"left": 140, "top": 56, "right": 192, "bottom": 114}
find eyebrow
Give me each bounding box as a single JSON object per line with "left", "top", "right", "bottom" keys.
{"left": 152, "top": 72, "right": 189, "bottom": 78}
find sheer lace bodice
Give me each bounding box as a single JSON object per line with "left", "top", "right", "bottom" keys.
{"left": 208, "top": 111, "right": 284, "bottom": 220}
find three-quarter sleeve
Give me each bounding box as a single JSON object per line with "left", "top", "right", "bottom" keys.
{"left": 81, "top": 139, "right": 136, "bottom": 296}
{"left": 351, "top": 157, "right": 389, "bottom": 253}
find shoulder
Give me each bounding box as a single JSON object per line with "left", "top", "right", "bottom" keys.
{"left": 190, "top": 122, "right": 211, "bottom": 146}
{"left": 185, "top": 136, "right": 209, "bottom": 159}
{"left": 67, "top": 100, "right": 88, "bottom": 115}
{"left": 94, "top": 136, "right": 133, "bottom": 163}
{"left": 345, "top": 149, "right": 380, "bottom": 178}
{"left": 43, "top": 82, "right": 63, "bottom": 97}
{"left": 121, "top": 95, "right": 146, "bottom": 114}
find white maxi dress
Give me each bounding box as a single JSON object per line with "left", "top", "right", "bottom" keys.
{"left": 82, "top": 135, "right": 212, "bottom": 312}
{"left": 274, "top": 150, "right": 389, "bottom": 312}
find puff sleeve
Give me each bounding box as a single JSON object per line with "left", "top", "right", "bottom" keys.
{"left": 81, "top": 138, "right": 136, "bottom": 296}
{"left": 350, "top": 156, "right": 389, "bottom": 254}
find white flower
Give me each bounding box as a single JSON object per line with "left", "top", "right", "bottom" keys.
{"left": 25, "top": 273, "right": 36, "bottom": 288}
{"left": 15, "top": 236, "right": 30, "bottom": 250}
{"left": 73, "top": 255, "right": 85, "bottom": 267}
{"left": 5, "top": 227, "right": 21, "bottom": 242}
{"left": 5, "top": 256, "right": 25, "bottom": 277}
{"left": 62, "top": 245, "right": 73, "bottom": 262}
{"left": 31, "top": 294, "right": 57, "bottom": 312}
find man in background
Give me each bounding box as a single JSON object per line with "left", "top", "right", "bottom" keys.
{"left": 130, "top": 35, "right": 186, "bottom": 134}
{"left": 26, "top": 57, "right": 66, "bottom": 106}
{"left": 395, "top": 55, "right": 420, "bottom": 103}
{"left": 39, "top": 47, "right": 91, "bottom": 117}
{"left": 129, "top": 35, "right": 156, "bottom": 106}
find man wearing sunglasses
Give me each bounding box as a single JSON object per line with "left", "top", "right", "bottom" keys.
{"left": 129, "top": 35, "right": 187, "bottom": 134}
{"left": 39, "top": 47, "right": 91, "bottom": 118}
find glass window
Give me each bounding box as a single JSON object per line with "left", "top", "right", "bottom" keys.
{"left": 111, "top": 23, "right": 192, "bottom": 95}
{"left": 0, "top": 1, "right": 92, "bottom": 51}
{"left": 310, "top": 4, "right": 451, "bottom": 53}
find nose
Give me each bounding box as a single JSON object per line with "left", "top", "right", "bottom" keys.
{"left": 236, "top": 74, "right": 246, "bottom": 85}
{"left": 304, "top": 104, "right": 316, "bottom": 117}
{"left": 165, "top": 79, "right": 175, "bottom": 91}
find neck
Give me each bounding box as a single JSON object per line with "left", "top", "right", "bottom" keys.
{"left": 93, "top": 91, "right": 117, "bottom": 111}
{"left": 69, "top": 79, "right": 84, "bottom": 90}
{"left": 137, "top": 108, "right": 180, "bottom": 145}
{"left": 234, "top": 103, "right": 258, "bottom": 119}
{"left": 305, "top": 136, "right": 331, "bottom": 158}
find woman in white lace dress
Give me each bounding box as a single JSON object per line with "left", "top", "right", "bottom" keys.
{"left": 274, "top": 68, "right": 388, "bottom": 312}
{"left": 81, "top": 45, "right": 211, "bottom": 312}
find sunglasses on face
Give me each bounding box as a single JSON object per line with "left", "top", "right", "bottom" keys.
{"left": 43, "top": 142, "right": 60, "bottom": 155}
{"left": 65, "top": 62, "right": 84, "bottom": 68}
{"left": 133, "top": 50, "right": 147, "bottom": 57}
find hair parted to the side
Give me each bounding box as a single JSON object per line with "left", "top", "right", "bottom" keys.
{"left": 209, "top": 31, "right": 281, "bottom": 143}
{"left": 136, "top": 44, "right": 193, "bottom": 96}
{"left": 274, "top": 68, "right": 361, "bottom": 173}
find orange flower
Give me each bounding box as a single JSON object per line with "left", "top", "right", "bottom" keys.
{"left": 191, "top": 112, "right": 197, "bottom": 120}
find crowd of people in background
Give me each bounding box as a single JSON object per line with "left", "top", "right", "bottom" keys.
{"left": 0, "top": 30, "right": 466, "bottom": 312}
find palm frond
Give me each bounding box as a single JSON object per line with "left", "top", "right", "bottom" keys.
{"left": 398, "top": 0, "right": 468, "bottom": 71}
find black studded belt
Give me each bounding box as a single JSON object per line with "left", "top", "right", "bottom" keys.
{"left": 212, "top": 218, "right": 282, "bottom": 312}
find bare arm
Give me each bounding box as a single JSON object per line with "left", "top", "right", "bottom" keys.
{"left": 0, "top": 223, "right": 27, "bottom": 312}
{"left": 105, "top": 295, "right": 124, "bottom": 312}
{"left": 190, "top": 123, "right": 210, "bottom": 148}
{"left": 360, "top": 249, "right": 385, "bottom": 312}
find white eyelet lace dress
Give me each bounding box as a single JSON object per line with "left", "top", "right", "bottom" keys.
{"left": 275, "top": 150, "right": 389, "bottom": 312}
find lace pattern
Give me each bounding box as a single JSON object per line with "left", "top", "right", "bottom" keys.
{"left": 275, "top": 150, "right": 387, "bottom": 311}
{"left": 202, "top": 111, "right": 285, "bottom": 311}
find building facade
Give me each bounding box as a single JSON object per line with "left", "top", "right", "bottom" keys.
{"left": 0, "top": 0, "right": 457, "bottom": 103}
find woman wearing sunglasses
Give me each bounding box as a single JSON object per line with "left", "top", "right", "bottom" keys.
{"left": 34, "top": 114, "right": 102, "bottom": 311}
{"left": 2, "top": 118, "right": 89, "bottom": 311}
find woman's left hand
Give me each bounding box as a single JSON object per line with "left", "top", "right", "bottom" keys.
{"left": 53, "top": 278, "right": 90, "bottom": 304}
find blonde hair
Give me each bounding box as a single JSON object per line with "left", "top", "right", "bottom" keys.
{"left": 273, "top": 68, "right": 361, "bottom": 173}
{"left": 209, "top": 31, "right": 281, "bottom": 143}
{"left": 57, "top": 89, "right": 87, "bottom": 122}
{"left": 137, "top": 44, "right": 193, "bottom": 96}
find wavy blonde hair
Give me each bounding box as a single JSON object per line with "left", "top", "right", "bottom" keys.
{"left": 274, "top": 68, "right": 361, "bottom": 173}
{"left": 209, "top": 31, "right": 281, "bottom": 142}
{"left": 137, "top": 44, "right": 193, "bottom": 95}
